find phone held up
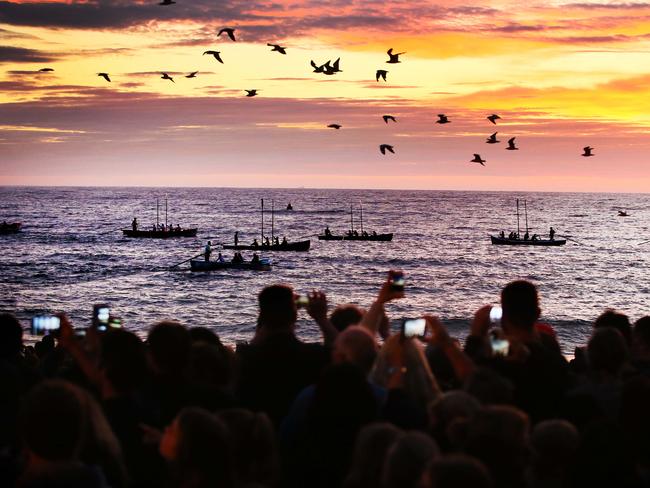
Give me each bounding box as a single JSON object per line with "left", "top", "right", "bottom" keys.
{"left": 31, "top": 315, "right": 61, "bottom": 336}
{"left": 401, "top": 318, "right": 427, "bottom": 340}
{"left": 390, "top": 271, "right": 405, "bottom": 292}
{"left": 295, "top": 295, "right": 309, "bottom": 309}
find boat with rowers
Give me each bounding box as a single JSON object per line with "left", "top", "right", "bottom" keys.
{"left": 190, "top": 257, "right": 272, "bottom": 272}
{"left": 490, "top": 199, "right": 565, "bottom": 246}
{"left": 224, "top": 199, "right": 310, "bottom": 251}
{"left": 318, "top": 203, "right": 393, "bottom": 241}
{"left": 0, "top": 222, "right": 23, "bottom": 235}
{"left": 122, "top": 199, "right": 197, "bottom": 238}
{"left": 0, "top": 221, "right": 21, "bottom": 235}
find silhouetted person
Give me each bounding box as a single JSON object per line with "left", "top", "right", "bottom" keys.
{"left": 131, "top": 218, "right": 137, "bottom": 231}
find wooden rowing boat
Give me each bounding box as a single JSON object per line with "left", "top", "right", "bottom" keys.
{"left": 190, "top": 259, "right": 272, "bottom": 272}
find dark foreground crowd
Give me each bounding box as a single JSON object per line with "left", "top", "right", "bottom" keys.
{"left": 2, "top": 274, "right": 650, "bottom": 488}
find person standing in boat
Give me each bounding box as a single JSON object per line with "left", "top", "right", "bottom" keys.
{"left": 324, "top": 226, "right": 332, "bottom": 237}
{"left": 549, "top": 227, "right": 556, "bottom": 240}
{"left": 265, "top": 237, "right": 271, "bottom": 247}
{"left": 132, "top": 217, "right": 138, "bottom": 232}
{"left": 500, "top": 230, "right": 505, "bottom": 239}
{"left": 274, "top": 236, "right": 280, "bottom": 246}
{"left": 524, "top": 231, "right": 529, "bottom": 240}
{"left": 235, "top": 231, "right": 239, "bottom": 246}
{"left": 204, "top": 241, "right": 212, "bottom": 262}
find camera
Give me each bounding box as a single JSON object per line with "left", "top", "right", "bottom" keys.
{"left": 401, "top": 318, "right": 426, "bottom": 339}
{"left": 390, "top": 271, "right": 405, "bottom": 292}
{"left": 31, "top": 315, "right": 61, "bottom": 336}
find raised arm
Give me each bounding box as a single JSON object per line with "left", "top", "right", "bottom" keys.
{"left": 306, "top": 290, "right": 339, "bottom": 346}
{"left": 425, "top": 315, "right": 476, "bottom": 382}
{"left": 360, "top": 270, "right": 404, "bottom": 338}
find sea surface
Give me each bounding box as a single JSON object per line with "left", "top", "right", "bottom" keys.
{"left": 1, "top": 186, "right": 649, "bottom": 354}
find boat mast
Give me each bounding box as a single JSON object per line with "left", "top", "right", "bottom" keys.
{"left": 516, "top": 199, "right": 520, "bottom": 237}
{"left": 350, "top": 204, "right": 354, "bottom": 233}
{"left": 261, "top": 198, "right": 264, "bottom": 241}
{"left": 156, "top": 199, "right": 159, "bottom": 227}
{"left": 165, "top": 198, "right": 168, "bottom": 228}
{"left": 271, "top": 200, "right": 274, "bottom": 242}
{"left": 524, "top": 200, "right": 529, "bottom": 234}
{"left": 360, "top": 202, "right": 364, "bottom": 234}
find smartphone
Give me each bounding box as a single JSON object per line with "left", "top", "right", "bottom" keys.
{"left": 74, "top": 327, "right": 88, "bottom": 338}
{"left": 490, "top": 334, "right": 510, "bottom": 357}
{"left": 390, "top": 271, "right": 405, "bottom": 292}
{"left": 295, "top": 295, "right": 309, "bottom": 308}
{"left": 107, "top": 317, "right": 122, "bottom": 329}
{"left": 402, "top": 318, "right": 426, "bottom": 339}
{"left": 31, "top": 315, "right": 61, "bottom": 336}
{"left": 489, "top": 306, "right": 503, "bottom": 324}
{"left": 93, "top": 304, "right": 110, "bottom": 330}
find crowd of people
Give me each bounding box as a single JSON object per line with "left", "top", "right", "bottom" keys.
{"left": 1, "top": 273, "right": 650, "bottom": 488}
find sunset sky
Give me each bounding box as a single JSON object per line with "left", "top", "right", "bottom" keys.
{"left": 2, "top": 0, "right": 650, "bottom": 191}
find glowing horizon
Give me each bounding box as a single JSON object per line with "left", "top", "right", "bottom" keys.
{"left": 2, "top": 0, "right": 650, "bottom": 192}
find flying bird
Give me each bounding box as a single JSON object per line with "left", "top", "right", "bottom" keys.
{"left": 218, "top": 28, "right": 236, "bottom": 41}
{"left": 383, "top": 115, "right": 397, "bottom": 124}
{"left": 376, "top": 70, "right": 388, "bottom": 82}
{"left": 327, "top": 124, "right": 342, "bottom": 129}
{"left": 386, "top": 48, "right": 405, "bottom": 64}
{"left": 436, "top": 114, "right": 450, "bottom": 124}
{"left": 322, "top": 59, "right": 342, "bottom": 75}
{"left": 487, "top": 114, "right": 501, "bottom": 125}
{"left": 506, "top": 137, "right": 518, "bottom": 150}
{"left": 161, "top": 72, "right": 174, "bottom": 82}
{"left": 379, "top": 144, "right": 395, "bottom": 155}
{"left": 245, "top": 89, "right": 258, "bottom": 97}
{"left": 471, "top": 154, "right": 486, "bottom": 166}
{"left": 159, "top": 0, "right": 175, "bottom": 5}
{"left": 203, "top": 51, "right": 224, "bottom": 63}
{"left": 486, "top": 132, "right": 500, "bottom": 144}
{"left": 311, "top": 60, "right": 326, "bottom": 73}
{"left": 97, "top": 72, "right": 111, "bottom": 82}
{"left": 267, "top": 43, "right": 287, "bottom": 55}
{"left": 185, "top": 71, "right": 198, "bottom": 78}
{"left": 582, "top": 146, "right": 594, "bottom": 157}
{"left": 38, "top": 68, "right": 54, "bottom": 72}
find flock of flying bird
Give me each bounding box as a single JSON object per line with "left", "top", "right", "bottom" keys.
{"left": 34, "top": 11, "right": 597, "bottom": 167}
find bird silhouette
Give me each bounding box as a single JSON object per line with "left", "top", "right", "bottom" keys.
{"left": 376, "top": 70, "right": 388, "bottom": 82}
{"left": 161, "top": 72, "right": 174, "bottom": 82}
{"left": 322, "top": 60, "right": 335, "bottom": 75}
{"left": 582, "top": 146, "right": 594, "bottom": 157}
{"left": 471, "top": 154, "right": 486, "bottom": 166}
{"left": 379, "top": 144, "right": 395, "bottom": 155}
{"left": 486, "top": 132, "right": 500, "bottom": 144}
{"left": 267, "top": 43, "right": 287, "bottom": 55}
{"left": 383, "top": 115, "right": 397, "bottom": 124}
{"left": 326, "top": 58, "right": 342, "bottom": 74}
{"left": 506, "top": 137, "right": 518, "bottom": 150}
{"left": 487, "top": 114, "right": 500, "bottom": 125}
{"left": 38, "top": 68, "right": 54, "bottom": 72}
{"left": 311, "top": 60, "right": 328, "bottom": 73}
{"left": 245, "top": 89, "right": 257, "bottom": 97}
{"left": 159, "top": 0, "right": 175, "bottom": 5}
{"left": 218, "top": 28, "right": 236, "bottom": 41}
{"left": 327, "top": 124, "right": 342, "bottom": 129}
{"left": 436, "top": 114, "right": 450, "bottom": 124}
{"left": 97, "top": 72, "right": 111, "bottom": 82}
{"left": 386, "top": 48, "right": 405, "bottom": 64}
{"left": 203, "top": 51, "right": 224, "bottom": 63}
{"left": 185, "top": 71, "right": 198, "bottom": 78}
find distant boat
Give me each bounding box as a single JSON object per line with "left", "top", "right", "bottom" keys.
{"left": 490, "top": 199, "right": 566, "bottom": 247}
{"left": 319, "top": 203, "right": 394, "bottom": 242}
{"left": 122, "top": 199, "right": 197, "bottom": 238}
{"left": 0, "top": 222, "right": 21, "bottom": 234}
{"left": 618, "top": 210, "right": 629, "bottom": 217}
{"left": 190, "top": 258, "right": 272, "bottom": 272}
{"left": 228, "top": 199, "right": 310, "bottom": 252}
{"left": 286, "top": 202, "right": 293, "bottom": 211}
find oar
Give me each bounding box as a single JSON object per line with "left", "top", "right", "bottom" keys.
{"left": 559, "top": 234, "right": 585, "bottom": 246}
{"left": 169, "top": 251, "right": 205, "bottom": 269}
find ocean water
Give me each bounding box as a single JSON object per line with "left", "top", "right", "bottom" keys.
{"left": 1, "top": 186, "right": 649, "bottom": 353}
